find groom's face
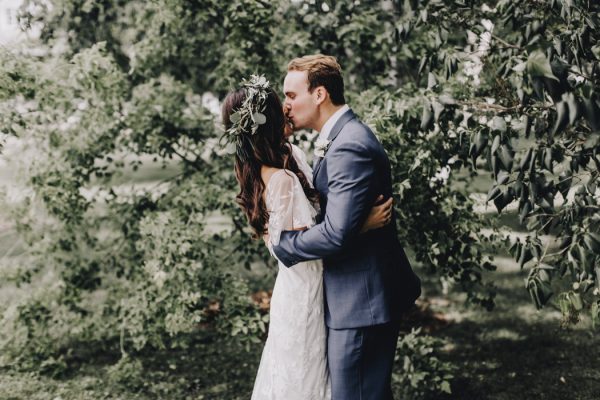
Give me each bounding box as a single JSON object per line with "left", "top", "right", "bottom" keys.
{"left": 283, "top": 70, "right": 318, "bottom": 131}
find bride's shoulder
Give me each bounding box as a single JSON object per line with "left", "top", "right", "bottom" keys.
{"left": 262, "top": 167, "right": 296, "bottom": 189}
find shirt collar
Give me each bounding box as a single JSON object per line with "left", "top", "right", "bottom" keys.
{"left": 318, "top": 104, "right": 350, "bottom": 141}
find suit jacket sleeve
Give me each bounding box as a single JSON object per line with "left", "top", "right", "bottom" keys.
{"left": 272, "top": 137, "right": 375, "bottom": 267}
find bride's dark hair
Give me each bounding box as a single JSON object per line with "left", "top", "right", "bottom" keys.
{"left": 222, "top": 87, "right": 319, "bottom": 238}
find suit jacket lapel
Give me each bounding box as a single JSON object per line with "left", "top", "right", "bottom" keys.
{"left": 312, "top": 157, "right": 323, "bottom": 188}
{"left": 312, "top": 109, "right": 356, "bottom": 183}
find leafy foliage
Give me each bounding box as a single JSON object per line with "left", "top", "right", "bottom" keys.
{"left": 429, "top": 0, "right": 600, "bottom": 322}
{"left": 354, "top": 87, "right": 499, "bottom": 309}
{"left": 393, "top": 328, "right": 455, "bottom": 399}
{"left": 1, "top": 0, "right": 599, "bottom": 398}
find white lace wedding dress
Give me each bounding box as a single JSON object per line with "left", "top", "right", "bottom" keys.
{"left": 251, "top": 145, "right": 331, "bottom": 400}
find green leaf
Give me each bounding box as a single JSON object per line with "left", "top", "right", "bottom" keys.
{"left": 519, "top": 201, "right": 531, "bottom": 225}
{"left": 526, "top": 50, "right": 559, "bottom": 81}
{"left": 543, "top": 148, "right": 554, "bottom": 173}
{"left": 252, "top": 112, "right": 266, "bottom": 125}
{"left": 438, "top": 94, "right": 456, "bottom": 105}
{"left": 592, "top": 301, "right": 600, "bottom": 329}
{"left": 491, "top": 135, "right": 501, "bottom": 155}
{"left": 420, "top": 100, "right": 433, "bottom": 130}
{"left": 527, "top": 279, "right": 542, "bottom": 309}
{"left": 519, "top": 247, "right": 533, "bottom": 268}
{"left": 519, "top": 148, "right": 533, "bottom": 171}
{"left": 493, "top": 189, "right": 512, "bottom": 213}
{"left": 490, "top": 116, "right": 507, "bottom": 133}
{"left": 487, "top": 186, "right": 502, "bottom": 202}
{"left": 432, "top": 101, "right": 444, "bottom": 122}
{"left": 537, "top": 279, "right": 553, "bottom": 305}
{"left": 551, "top": 101, "right": 569, "bottom": 137}
{"left": 229, "top": 112, "right": 241, "bottom": 123}
{"left": 564, "top": 93, "right": 580, "bottom": 125}
{"left": 418, "top": 56, "right": 428, "bottom": 75}
{"left": 496, "top": 171, "right": 510, "bottom": 185}
{"left": 441, "top": 381, "right": 452, "bottom": 394}
{"left": 557, "top": 173, "right": 572, "bottom": 199}
{"left": 499, "top": 145, "right": 514, "bottom": 171}
{"left": 475, "top": 130, "right": 488, "bottom": 155}
{"left": 492, "top": 153, "right": 500, "bottom": 177}
{"left": 582, "top": 97, "right": 600, "bottom": 132}
{"left": 557, "top": 235, "right": 571, "bottom": 250}
{"left": 584, "top": 134, "right": 600, "bottom": 149}
{"left": 427, "top": 72, "right": 437, "bottom": 89}
{"left": 509, "top": 240, "right": 520, "bottom": 258}
{"left": 512, "top": 61, "right": 527, "bottom": 72}
{"left": 583, "top": 233, "right": 600, "bottom": 253}
{"left": 529, "top": 149, "right": 538, "bottom": 175}
{"left": 524, "top": 116, "right": 532, "bottom": 138}
{"left": 572, "top": 293, "right": 583, "bottom": 311}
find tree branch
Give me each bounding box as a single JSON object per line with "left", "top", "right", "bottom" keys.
{"left": 491, "top": 34, "right": 522, "bottom": 50}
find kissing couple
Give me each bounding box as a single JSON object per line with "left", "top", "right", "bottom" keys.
{"left": 221, "top": 54, "right": 421, "bottom": 400}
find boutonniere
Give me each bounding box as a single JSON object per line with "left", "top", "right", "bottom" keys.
{"left": 314, "top": 138, "right": 331, "bottom": 158}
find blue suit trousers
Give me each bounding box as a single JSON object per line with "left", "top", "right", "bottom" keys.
{"left": 327, "top": 321, "right": 400, "bottom": 400}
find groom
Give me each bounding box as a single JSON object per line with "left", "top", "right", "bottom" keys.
{"left": 272, "top": 54, "right": 421, "bottom": 400}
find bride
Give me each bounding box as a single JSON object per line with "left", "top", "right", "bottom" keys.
{"left": 221, "top": 75, "right": 392, "bottom": 400}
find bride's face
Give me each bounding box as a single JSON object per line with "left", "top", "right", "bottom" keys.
{"left": 283, "top": 70, "right": 319, "bottom": 131}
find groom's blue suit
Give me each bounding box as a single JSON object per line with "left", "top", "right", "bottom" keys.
{"left": 273, "top": 109, "right": 421, "bottom": 400}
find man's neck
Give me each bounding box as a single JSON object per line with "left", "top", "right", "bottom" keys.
{"left": 314, "top": 104, "right": 345, "bottom": 133}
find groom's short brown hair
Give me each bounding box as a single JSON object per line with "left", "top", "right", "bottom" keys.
{"left": 288, "top": 54, "right": 346, "bottom": 106}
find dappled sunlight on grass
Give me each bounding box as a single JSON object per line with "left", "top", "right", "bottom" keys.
{"left": 477, "top": 328, "right": 523, "bottom": 342}
{"left": 490, "top": 255, "right": 523, "bottom": 272}
{"left": 417, "top": 249, "right": 600, "bottom": 400}
{"left": 513, "top": 304, "right": 564, "bottom": 324}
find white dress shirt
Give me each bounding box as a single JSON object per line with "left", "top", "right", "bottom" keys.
{"left": 317, "top": 104, "right": 350, "bottom": 142}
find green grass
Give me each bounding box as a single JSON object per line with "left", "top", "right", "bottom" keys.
{"left": 1, "top": 254, "right": 598, "bottom": 399}
{"left": 0, "top": 334, "right": 261, "bottom": 400}
{"left": 423, "top": 256, "right": 600, "bottom": 400}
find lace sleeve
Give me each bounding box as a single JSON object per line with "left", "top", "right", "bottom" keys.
{"left": 291, "top": 143, "right": 313, "bottom": 187}
{"left": 266, "top": 171, "right": 296, "bottom": 247}
{"left": 291, "top": 143, "right": 320, "bottom": 214}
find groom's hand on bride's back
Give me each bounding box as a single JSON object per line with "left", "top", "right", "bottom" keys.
{"left": 360, "top": 195, "right": 393, "bottom": 233}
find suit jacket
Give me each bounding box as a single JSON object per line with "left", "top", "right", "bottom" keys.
{"left": 272, "top": 109, "right": 421, "bottom": 329}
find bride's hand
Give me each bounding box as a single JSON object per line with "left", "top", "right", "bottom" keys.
{"left": 360, "top": 195, "right": 393, "bottom": 233}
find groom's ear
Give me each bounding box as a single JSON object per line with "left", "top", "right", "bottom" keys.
{"left": 314, "top": 86, "right": 328, "bottom": 105}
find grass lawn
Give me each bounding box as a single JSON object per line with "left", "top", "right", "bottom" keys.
{"left": 424, "top": 255, "right": 600, "bottom": 400}
{"left": 1, "top": 253, "right": 598, "bottom": 399}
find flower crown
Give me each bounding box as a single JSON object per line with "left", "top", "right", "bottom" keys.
{"left": 222, "top": 74, "right": 271, "bottom": 161}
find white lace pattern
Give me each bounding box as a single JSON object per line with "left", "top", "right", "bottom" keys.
{"left": 251, "top": 149, "right": 330, "bottom": 400}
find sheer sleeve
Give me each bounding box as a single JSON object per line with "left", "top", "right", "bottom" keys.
{"left": 291, "top": 143, "right": 313, "bottom": 185}
{"left": 291, "top": 143, "right": 320, "bottom": 214}
{"left": 266, "top": 170, "right": 296, "bottom": 247}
